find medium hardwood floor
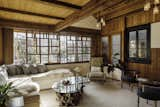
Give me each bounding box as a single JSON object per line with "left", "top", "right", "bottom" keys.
{"left": 40, "top": 81, "right": 160, "bottom": 107}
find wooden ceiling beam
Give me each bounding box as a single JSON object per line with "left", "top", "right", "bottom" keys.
{"left": 63, "top": 26, "right": 100, "bottom": 35}
{"left": 0, "top": 7, "right": 65, "bottom": 21}
{"left": 0, "top": 19, "right": 54, "bottom": 32}
{"left": 41, "top": 0, "right": 82, "bottom": 10}
{"left": 0, "top": 19, "right": 100, "bottom": 35}
{"left": 53, "top": 0, "right": 125, "bottom": 32}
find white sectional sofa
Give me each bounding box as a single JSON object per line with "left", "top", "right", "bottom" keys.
{"left": 0, "top": 64, "right": 76, "bottom": 107}
{"left": 1, "top": 64, "right": 74, "bottom": 90}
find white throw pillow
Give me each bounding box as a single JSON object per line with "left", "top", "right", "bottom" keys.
{"left": 0, "top": 71, "right": 7, "bottom": 86}
{"left": 91, "top": 66, "right": 101, "bottom": 72}
{"left": 0, "top": 65, "right": 8, "bottom": 80}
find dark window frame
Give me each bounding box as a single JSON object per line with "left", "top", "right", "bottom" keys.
{"left": 14, "top": 31, "right": 91, "bottom": 64}
{"left": 126, "top": 24, "right": 151, "bottom": 64}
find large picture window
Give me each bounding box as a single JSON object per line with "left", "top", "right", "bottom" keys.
{"left": 14, "top": 31, "right": 91, "bottom": 64}
{"left": 126, "top": 24, "right": 151, "bottom": 63}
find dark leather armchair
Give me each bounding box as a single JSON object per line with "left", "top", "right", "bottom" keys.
{"left": 137, "top": 85, "right": 160, "bottom": 107}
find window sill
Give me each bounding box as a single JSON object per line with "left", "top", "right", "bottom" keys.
{"left": 45, "top": 61, "right": 90, "bottom": 65}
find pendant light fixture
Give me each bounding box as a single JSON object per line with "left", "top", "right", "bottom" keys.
{"left": 96, "top": 12, "right": 106, "bottom": 29}
{"left": 144, "top": 0, "right": 160, "bottom": 14}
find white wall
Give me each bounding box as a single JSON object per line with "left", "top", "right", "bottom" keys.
{"left": 151, "top": 22, "right": 160, "bottom": 48}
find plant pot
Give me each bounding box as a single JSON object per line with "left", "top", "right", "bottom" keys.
{"left": 0, "top": 104, "right": 6, "bottom": 107}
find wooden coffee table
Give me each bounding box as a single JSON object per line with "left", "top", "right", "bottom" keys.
{"left": 52, "top": 76, "right": 90, "bottom": 106}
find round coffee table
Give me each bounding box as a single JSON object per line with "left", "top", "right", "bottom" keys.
{"left": 52, "top": 76, "right": 90, "bottom": 106}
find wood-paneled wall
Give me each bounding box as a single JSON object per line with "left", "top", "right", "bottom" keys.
{"left": 101, "top": 17, "right": 125, "bottom": 35}
{"left": 101, "top": 10, "right": 160, "bottom": 80}
{"left": 126, "top": 11, "right": 151, "bottom": 27}
{"left": 0, "top": 28, "right": 3, "bottom": 64}
{"left": 91, "top": 35, "right": 102, "bottom": 57}
{"left": 3, "top": 28, "right": 14, "bottom": 64}
{"left": 127, "top": 48, "right": 160, "bottom": 81}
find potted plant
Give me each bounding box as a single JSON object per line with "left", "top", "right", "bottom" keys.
{"left": 108, "top": 53, "right": 120, "bottom": 73}
{"left": 0, "top": 82, "right": 16, "bottom": 107}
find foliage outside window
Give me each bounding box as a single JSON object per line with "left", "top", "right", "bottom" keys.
{"left": 126, "top": 24, "right": 151, "bottom": 64}
{"left": 14, "top": 31, "right": 91, "bottom": 64}
{"left": 112, "top": 34, "right": 121, "bottom": 65}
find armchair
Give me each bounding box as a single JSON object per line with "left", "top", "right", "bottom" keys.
{"left": 137, "top": 85, "right": 160, "bottom": 107}
{"left": 88, "top": 57, "right": 107, "bottom": 81}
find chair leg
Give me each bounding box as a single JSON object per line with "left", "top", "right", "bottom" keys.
{"left": 155, "top": 101, "right": 157, "bottom": 107}
{"left": 121, "top": 81, "right": 123, "bottom": 88}
{"left": 137, "top": 96, "right": 140, "bottom": 107}
{"left": 131, "top": 84, "right": 134, "bottom": 91}
{"left": 146, "top": 100, "right": 148, "bottom": 104}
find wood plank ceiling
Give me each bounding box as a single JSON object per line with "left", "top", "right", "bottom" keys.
{"left": 0, "top": 0, "right": 90, "bottom": 25}
{"left": 0, "top": 0, "right": 148, "bottom": 32}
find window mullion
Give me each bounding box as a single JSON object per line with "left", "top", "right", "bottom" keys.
{"left": 136, "top": 30, "right": 139, "bottom": 59}
{"left": 26, "top": 32, "right": 28, "bottom": 63}
{"left": 48, "top": 33, "right": 49, "bottom": 63}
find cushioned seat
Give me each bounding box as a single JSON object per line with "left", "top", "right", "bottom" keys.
{"left": 88, "top": 57, "right": 107, "bottom": 81}
{"left": 89, "top": 71, "right": 104, "bottom": 77}
{"left": 31, "top": 69, "right": 73, "bottom": 90}
{"left": 137, "top": 85, "right": 160, "bottom": 107}
{"left": 8, "top": 78, "right": 40, "bottom": 97}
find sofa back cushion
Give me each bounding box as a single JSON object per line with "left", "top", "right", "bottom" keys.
{"left": 22, "top": 64, "right": 39, "bottom": 75}
{"left": 90, "top": 57, "right": 103, "bottom": 67}
{"left": 3, "top": 64, "right": 47, "bottom": 76}
{"left": 0, "top": 71, "right": 7, "bottom": 86}
{"left": 22, "top": 64, "right": 30, "bottom": 75}
{"left": 29, "top": 65, "right": 39, "bottom": 74}
{"left": 37, "top": 65, "right": 48, "bottom": 73}
{"left": 6, "top": 65, "right": 23, "bottom": 76}
{"left": 0, "top": 65, "right": 8, "bottom": 80}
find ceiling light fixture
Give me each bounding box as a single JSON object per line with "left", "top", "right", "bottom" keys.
{"left": 144, "top": 0, "right": 160, "bottom": 15}
{"left": 96, "top": 12, "right": 106, "bottom": 29}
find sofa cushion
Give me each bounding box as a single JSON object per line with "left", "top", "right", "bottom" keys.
{"left": 31, "top": 69, "right": 73, "bottom": 90}
{"left": 29, "top": 65, "right": 39, "bottom": 74}
{"left": 6, "top": 65, "right": 21, "bottom": 76}
{"left": 22, "top": 65, "right": 30, "bottom": 75}
{"left": 91, "top": 66, "right": 101, "bottom": 72}
{"left": 0, "top": 66, "right": 8, "bottom": 80}
{"left": 22, "top": 64, "right": 39, "bottom": 75}
{"left": 0, "top": 71, "right": 7, "bottom": 86}
{"left": 37, "top": 65, "right": 48, "bottom": 73}
{"left": 89, "top": 71, "right": 104, "bottom": 78}
{"left": 8, "top": 79, "right": 40, "bottom": 97}
{"left": 15, "top": 82, "right": 40, "bottom": 95}
{"left": 15, "top": 65, "right": 23, "bottom": 75}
